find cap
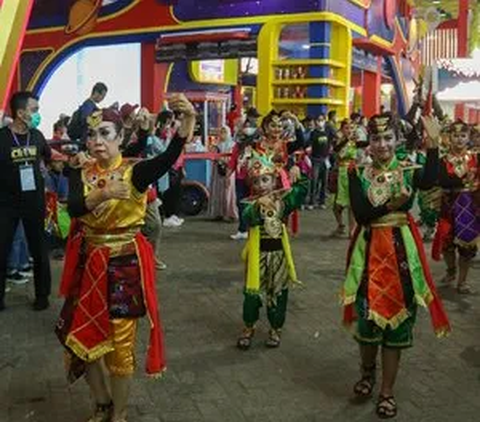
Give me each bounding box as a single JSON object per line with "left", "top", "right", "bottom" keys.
{"left": 120, "top": 103, "right": 139, "bottom": 120}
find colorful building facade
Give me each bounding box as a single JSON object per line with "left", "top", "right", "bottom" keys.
{"left": 2, "top": 0, "right": 423, "bottom": 118}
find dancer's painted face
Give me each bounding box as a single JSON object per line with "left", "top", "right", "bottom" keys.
{"left": 87, "top": 121, "right": 123, "bottom": 162}
{"left": 251, "top": 174, "right": 276, "bottom": 196}
{"left": 266, "top": 117, "right": 283, "bottom": 140}
{"left": 450, "top": 131, "right": 470, "bottom": 152}
{"left": 370, "top": 129, "right": 396, "bottom": 163}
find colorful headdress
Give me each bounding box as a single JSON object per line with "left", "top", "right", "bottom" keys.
{"left": 368, "top": 114, "right": 396, "bottom": 135}
{"left": 87, "top": 108, "right": 123, "bottom": 129}
{"left": 247, "top": 150, "right": 277, "bottom": 180}
{"left": 448, "top": 119, "right": 469, "bottom": 134}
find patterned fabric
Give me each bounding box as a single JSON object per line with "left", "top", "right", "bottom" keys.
{"left": 259, "top": 250, "right": 290, "bottom": 306}
{"left": 108, "top": 255, "right": 146, "bottom": 319}
{"left": 453, "top": 192, "right": 480, "bottom": 247}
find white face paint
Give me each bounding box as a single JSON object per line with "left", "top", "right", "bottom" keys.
{"left": 251, "top": 174, "right": 276, "bottom": 196}
{"left": 87, "top": 121, "right": 123, "bottom": 162}
{"left": 369, "top": 129, "right": 397, "bottom": 164}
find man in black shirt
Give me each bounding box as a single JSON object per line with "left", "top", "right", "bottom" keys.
{"left": 307, "top": 115, "right": 331, "bottom": 208}
{"left": 0, "top": 91, "right": 52, "bottom": 312}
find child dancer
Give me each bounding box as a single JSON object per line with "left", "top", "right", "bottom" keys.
{"left": 237, "top": 151, "right": 307, "bottom": 350}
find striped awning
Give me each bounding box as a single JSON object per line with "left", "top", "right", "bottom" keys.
{"left": 421, "top": 26, "right": 458, "bottom": 67}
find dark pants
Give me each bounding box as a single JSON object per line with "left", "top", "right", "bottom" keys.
{"left": 235, "top": 179, "right": 249, "bottom": 233}
{"left": 243, "top": 289, "right": 289, "bottom": 330}
{"left": 0, "top": 204, "right": 52, "bottom": 304}
{"left": 163, "top": 168, "right": 183, "bottom": 218}
{"left": 308, "top": 159, "right": 328, "bottom": 206}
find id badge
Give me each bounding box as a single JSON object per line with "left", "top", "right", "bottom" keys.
{"left": 20, "top": 165, "right": 37, "bottom": 192}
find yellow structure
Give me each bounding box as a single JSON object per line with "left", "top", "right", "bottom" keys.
{"left": 256, "top": 13, "right": 357, "bottom": 119}
{"left": 0, "top": 0, "right": 34, "bottom": 109}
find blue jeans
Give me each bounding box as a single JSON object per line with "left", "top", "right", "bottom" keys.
{"left": 235, "top": 179, "right": 249, "bottom": 233}
{"left": 8, "top": 223, "right": 30, "bottom": 273}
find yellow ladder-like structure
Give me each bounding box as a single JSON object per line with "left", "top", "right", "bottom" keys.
{"left": 257, "top": 12, "right": 355, "bottom": 120}
{"left": 0, "top": 0, "right": 35, "bottom": 109}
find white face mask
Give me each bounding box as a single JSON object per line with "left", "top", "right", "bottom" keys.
{"left": 243, "top": 127, "right": 256, "bottom": 137}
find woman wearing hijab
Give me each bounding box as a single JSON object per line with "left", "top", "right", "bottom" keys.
{"left": 208, "top": 125, "right": 238, "bottom": 221}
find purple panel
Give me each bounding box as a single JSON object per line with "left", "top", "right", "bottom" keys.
{"left": 19, "top": 50, "right": 52, "bottom": 90}
{"left": 170, "top": 0, "right": 325, "bottom": 21}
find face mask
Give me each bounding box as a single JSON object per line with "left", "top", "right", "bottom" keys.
{"left": 243, "top": 127, "right": 256, "bottom": 137}
{"left": 30, "top": 112, "right": 41, "bottom": 129}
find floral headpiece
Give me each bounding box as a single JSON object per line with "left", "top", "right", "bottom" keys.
{"left": 247, "top": 150, "right": 277, "bottom": 180}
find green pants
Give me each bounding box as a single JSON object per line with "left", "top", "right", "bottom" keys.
{"left": 243, "top": 289, "right": 289, "bottom": 330}
{"left": 354, "top": 308, "right": 417, "bottom": 349}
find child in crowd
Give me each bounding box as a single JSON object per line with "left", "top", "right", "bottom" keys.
{"left": 45, "top": 150, "right": 70, "bottom": 259}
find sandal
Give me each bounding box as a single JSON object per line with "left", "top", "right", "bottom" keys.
{"left": 87, "top": 402, "right": 113, "bottom": 422}
{"left": 353, "top": 364, "right": 376, "bottom": 398}
{"left": 236, "top": 327, "right": 255, "bottom": 350}
{"left": 457, "top": 284, "right": 474, "bottom": 295}
{"left": 331, "top": 225, "right": 346, "bottom": 237}
{"left": 441, "top": 268, "right": 456, "bottom": 285}
{"left": 376, "top": 395, "right": 397, "bottom": 419}
{"left": 265, "top": 329, "right": 282, "bottom": 348}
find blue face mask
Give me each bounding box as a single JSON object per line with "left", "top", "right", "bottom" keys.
{"left": 30, "top": 112, "right": 42, "bottom": 129}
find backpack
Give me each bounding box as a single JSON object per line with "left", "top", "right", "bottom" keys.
{"left": 67, "top": 107, "right": 84, "bottom": 141}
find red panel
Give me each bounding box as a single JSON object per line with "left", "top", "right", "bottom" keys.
{"left": 384, "top": 0, "right": 397, "bottom": 30}
{"left": 141, "top": 42, "right": 170, "bottom": 113}
{"left": 362, "top": 59, "right": 382, "bottom": 118}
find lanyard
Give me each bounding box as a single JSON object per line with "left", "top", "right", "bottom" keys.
{"left": 10, "top": 129, "right": 30, "bottom": 148}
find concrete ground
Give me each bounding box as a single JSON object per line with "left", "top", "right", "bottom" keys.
{"left": 1, "top": 210, "right": 479, "bottom": 422}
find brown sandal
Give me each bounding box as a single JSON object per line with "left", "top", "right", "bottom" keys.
{"left": 237, "top": 327, "right": 255, "bottom": 350}
{"left": 353, "top": 364, "right": 376, "bottom": 398}
{"left": 265, "top": 329, "right": 282, "bottom": 348}
{"left": 376, "top": 395, "right": 397, "bottom": 419}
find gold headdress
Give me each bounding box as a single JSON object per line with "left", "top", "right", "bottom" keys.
{"left": 448, "top": 120, "right": 469, "bottom": 134}
{"left": 368, "top": 114, "right": 395, "bottom": 135}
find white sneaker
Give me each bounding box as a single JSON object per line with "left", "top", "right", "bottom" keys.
{"left": 163, "top": 217, "right": 182, "bottom": 228}
{"left": 172, "top": 215, "right": 184, "bottom": 225}
{"left": 230, "top": 232, "right": 248, "bottom": 240}
{"left": 307, "top": 205, "right": 315, "bottom": 211}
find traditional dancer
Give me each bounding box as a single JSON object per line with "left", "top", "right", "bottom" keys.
{"left": 332, "top": 118, "right": 357, "bottom": 237}
{"left": 342, "top": 114, "right": 450, "bottom": 419}
{"left": 56, "top": 95, "right": 195, "bottom": 422}
{"left": 237, "top": 151, "right": 308, "bottom": 350}
{"left": 433, "top": 121, "right": 480, "bottom": 293}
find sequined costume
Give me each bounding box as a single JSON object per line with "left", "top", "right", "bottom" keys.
{"left": 433, "top": 150, "right": 480, "bottom": 261}
{"left": 342, "top": 151, "right": 450, "bottom": 347}
{"left": 56, "top": 130, "right": 186, "bottom": 381}
{"left": 240, "top": 152, "right": 308, "bottom": 334}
